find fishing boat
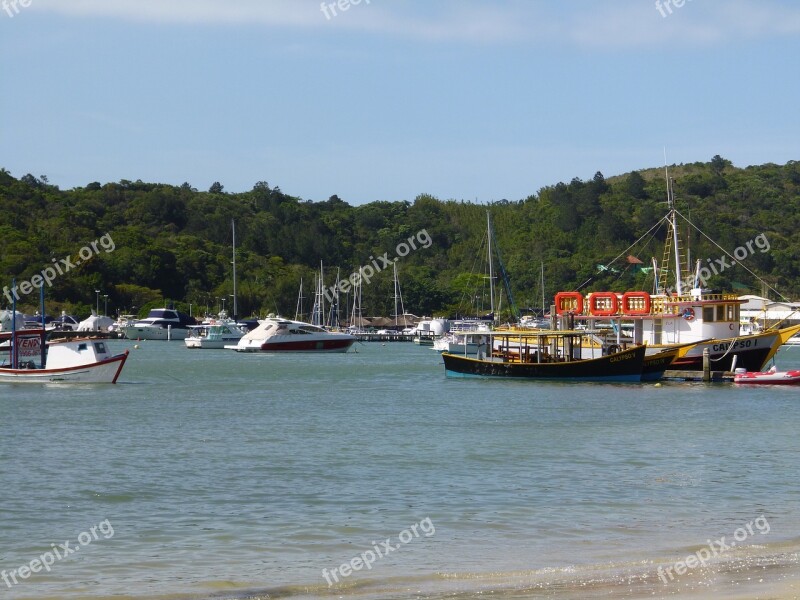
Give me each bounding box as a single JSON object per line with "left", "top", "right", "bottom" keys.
{"left": 229, "top": 316, "right": 356, "bottom": 353}
{"left": 733, "top": 366, "right": 800, "bottom": 385}
{"left": 0, "top": 330, "right": 128, "bottom": 383}
{"left": 552, "top": 165, "right": 800, "bottom": 373}
{"left": 0, "top": 282, "right": 129, "bottom": 383}
{"left": 442, "top": 331, "right": 650, "bottom": 382}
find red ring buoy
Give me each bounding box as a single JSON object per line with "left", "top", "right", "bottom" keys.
{"left": 682, "top": 308, "right": 695, "bottom": 321}
{"left": 588, "top": 292, "right": 619, "bottom": 316}
{"left": 622, "top": 291, "right": 651, "bottom": 315}
{"left": 555, "top": 292, "right": 584, "bottom": 315}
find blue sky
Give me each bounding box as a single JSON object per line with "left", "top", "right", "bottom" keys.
{"left": 1, "top": 0, "right": 799, "bottom": 204}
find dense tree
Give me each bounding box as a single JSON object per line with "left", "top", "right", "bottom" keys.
{"left": 1, "top": 157, "right": 798, "bottom": 319}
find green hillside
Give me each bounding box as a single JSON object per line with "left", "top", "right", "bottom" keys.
{"left": 2, "top": 156, "right": 799, "bottom": 320}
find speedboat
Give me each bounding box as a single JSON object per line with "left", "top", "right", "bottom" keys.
{"left": 185, "top": 322, "right": 246, "bottom": 349}
{"left": 229, "top": 317, "right": 356, "bottom": 353}
{"left": 123, "top": 308, "right": 197, "bottom": 340}
{"left": 0, "top": 331, "right": 128, "bottom": 383}
{"left": 734, "top": 366, "right": 800, "bottom": 385}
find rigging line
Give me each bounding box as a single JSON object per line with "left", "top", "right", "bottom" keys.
{"left": 575, "top": 216, "right": 669, "bottom": 291}
{"left": 673, "top": 209, "right": 787, "bottom": 301}
{"left": 710, "top": 335, "right": 739, "bottom": 362}
{"left": 764, "top": 308, "right": 800, "bottom": 332}
{"left": 457, "top": 229, "right": 489, "bottom": 313}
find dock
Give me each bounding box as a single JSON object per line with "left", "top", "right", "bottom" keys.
{"left": 47, "top": 330, "right": 121, "bottom": 340}
{"left": 663, "top": 370, "right": 734, "bottom": 382}
{"left": 354, "top": 333, "right": 415, "bottom": 342}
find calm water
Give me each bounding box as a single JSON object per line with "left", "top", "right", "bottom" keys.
{"left": 2, "top": 340, "right": 800, "bottom": 599}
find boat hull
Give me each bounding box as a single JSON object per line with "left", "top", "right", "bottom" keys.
{"left": 734, "top": 370, "right": 800, "bottom": 385}
{"left": 0, "top": 351, "right": 128, "bottom": 383}
{"left": 236, "top": 338, "right": 355, "bottom": 353}
{"left": 442, "top": 345, "right": 647, "bottom": 382}
{"left": 640, "top": 347, "right": 682, "bottom": 382}
{"left": 124, "top": 326, "right": 190, "bottom": 341}
{"left": 185, "top": 336, "right": 242, "bottom": 349}
{"left": 647, "top": 327, "right": 800, "bottom": 372}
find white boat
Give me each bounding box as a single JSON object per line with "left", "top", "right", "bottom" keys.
{"left": 413, "top": 318, "right": 447, "bottom": 346}
{"left": 0, "top": 332, "right": 128, "bottom": 383}
{"left": 185, "top": 322, "right": 246, "bottom": 349}
{"left": 229, "top": 316, "right": 355, "bottom": 353}
{"left": 123, "top": 308, "right": 197, "bottom": 340}
{"left": 432, "top": 320, "right": 492, "bottom": 354}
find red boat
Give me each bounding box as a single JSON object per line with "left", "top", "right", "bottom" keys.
{"left": 733, "top": 366, "right": 800, "bottom": 385}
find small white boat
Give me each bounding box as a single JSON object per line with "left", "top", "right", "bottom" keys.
{"left": 432, "top": 321, "right": 492, "bottom": 354}
{"left": 734, "top": 365, "right": 800, "bottom": 385}
{"left": 185, "top": 322, "right": 246, "bottom": 349}
{"left": 0, "top": 332, "right": 128, "bottom": 383}
{"left": 229, "top": 317, "right": 355, "bottom": 353}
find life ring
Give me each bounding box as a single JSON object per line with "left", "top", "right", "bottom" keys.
{"left": 682, "top": 308, "right": 695, "bottom": 321}
{"left": 622, "top": 291, "right": 651, "bottom": 315}
{"left": 555, "top": 292, "right": 584, "bottom": 315}
{"left": 588, "top": 292, "right": 619, "bottom": 317}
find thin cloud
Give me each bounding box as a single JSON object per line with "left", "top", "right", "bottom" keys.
{"left": 30, "top": 0, "right": 800, "bottom": 47}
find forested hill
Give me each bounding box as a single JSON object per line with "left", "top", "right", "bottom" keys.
{"left": 1, "top": 156, "right": 799, "bottom": 319}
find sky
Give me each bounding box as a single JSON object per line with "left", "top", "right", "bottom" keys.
{"left": 1, "top": 0, "right": 799, "bottom": 205}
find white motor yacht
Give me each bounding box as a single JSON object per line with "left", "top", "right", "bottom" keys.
{"left": 123, "top": 308, "right": 197, "bottom": 340}
{"left": 229, "top": 317, "right": 355, "bottom": 353}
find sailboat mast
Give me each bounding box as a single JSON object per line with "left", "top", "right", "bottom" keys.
{"left": 393, "top": 262, "right": 399, "bottom": 327}
{"left": 487, "top": 211, "right": 495, "bottom": 319}
{"left": 231, "top": 219, "right": 238, "bottom": 319}
{"left": 318, "top": 261, "right": 325, "bottom": 327}
{"left": 295, "top": 278, "right": 304, "bottom": 321}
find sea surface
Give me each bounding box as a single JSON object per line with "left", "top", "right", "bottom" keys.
{"left": 2, "top": 340, "right": 800, "bottom": 600}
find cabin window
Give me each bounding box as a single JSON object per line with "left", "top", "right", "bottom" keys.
{"left": 726, "top": 305, "right": 736, "bottom": 321}
{"left": 77, "top": 343, "right": 87, "bottom": 351}
{"left": 703, "top": 307, "right": 715, "bottom": 322}
{"left": 94, "top": 342, "right": 107, "bottom": 353}
{"left": 716, "top": 305, "right": 726, "bottom": 321}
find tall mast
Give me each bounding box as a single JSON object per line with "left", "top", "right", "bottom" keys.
{"left": 663, "top": 150, "right": 684, "bottom": 296}
{"left": 295, "top": 278, "right": 304, "bottom": 321}
{"left": 667, "top": 173, "right": 683, "bottom": 295}
{"left": 487, "top": 211, "right": 495, "bottom": 319}
{"left": 393, "top": 262, "right": 399, "bottom": 327}
{"left": 231, "top": 219, "right": 238, "bottom": 319}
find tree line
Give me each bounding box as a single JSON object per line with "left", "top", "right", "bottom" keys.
{"left": 1, "top": 156, "right": 798, "bottom": 321}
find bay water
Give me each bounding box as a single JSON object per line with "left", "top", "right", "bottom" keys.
{"left": 2, "top": 340, "right": 800, "bottom": 599}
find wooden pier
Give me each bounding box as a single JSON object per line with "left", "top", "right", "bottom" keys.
{"left": 355, "top": 333, "right": 415, "bottom": 342}
{"left": 662, "top": 370, "right": 734, "bottom": 382}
